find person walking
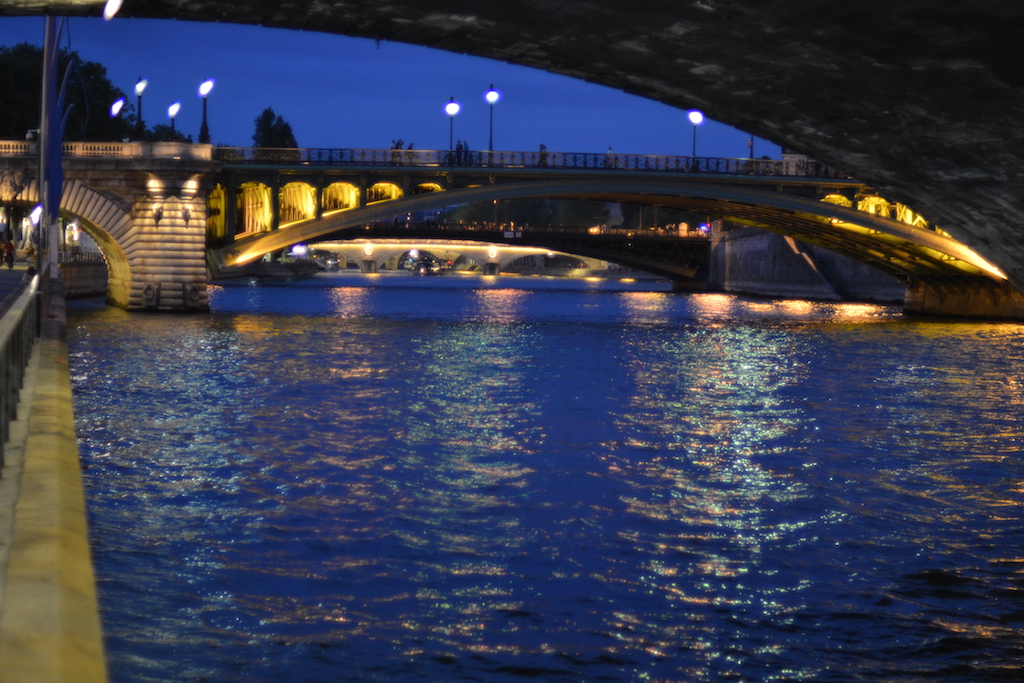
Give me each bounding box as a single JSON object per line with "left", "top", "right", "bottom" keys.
{"left": 4, "top": 240, "right": 15, "bottom": 269}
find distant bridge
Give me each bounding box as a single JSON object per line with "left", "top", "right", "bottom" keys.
{"left": 0, "top": 141, "right": 1015, "bottom": 315}
{"left": 210, "top": 146, "right": 1003, "bottom": 285}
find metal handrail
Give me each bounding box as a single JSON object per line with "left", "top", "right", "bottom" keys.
{"left": 0, "top": 139, "right": 846, "bottom": 179}
{"left": 356, "top": 220, "right": 712, "bottom": 239}
{"left": 214, "top": 147, "right": 849, "bottom": 179}
{"left": 0, "top": 275, "right": 39, "bottom": 470}
{"left": 58, "top": 251, "right": 106, "bottom": 264}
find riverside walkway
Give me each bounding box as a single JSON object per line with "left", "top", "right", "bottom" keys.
{"left": 0, "top": 269, "right": 108, "bottom": 683}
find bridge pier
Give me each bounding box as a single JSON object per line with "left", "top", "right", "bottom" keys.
{"left": 2, "top": 142, "right": 216, "bottom": 312}
{"left": 903, "top": 278, "right": 1024, "bottom": 319}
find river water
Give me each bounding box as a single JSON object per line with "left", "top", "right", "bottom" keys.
{"left": 67, "top": 273, "right": 1024, "bottom": 682}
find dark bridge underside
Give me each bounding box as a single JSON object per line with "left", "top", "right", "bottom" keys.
{"left": 8, "top": 1, "right": 1024, "bottom": 288}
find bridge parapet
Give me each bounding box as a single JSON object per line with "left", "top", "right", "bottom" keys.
{"left": 0, "top": 140, "right": 213, "bottom": 162}
{"left": 214, "top": 146, "right": 848, "bottom": 179}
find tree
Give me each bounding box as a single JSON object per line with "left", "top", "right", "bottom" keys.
{"left": 252, "top": 107, "right": 297, "bottom": 148}
{"left": 149, "top": 124, "right": 189, "bottom": 143}
{"left": 0, "top": 42, "right": 134, "bottom": 142}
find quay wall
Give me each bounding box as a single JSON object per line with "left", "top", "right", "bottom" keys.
{"left": 60, "top": 262, "right": 108, "bottom": 300}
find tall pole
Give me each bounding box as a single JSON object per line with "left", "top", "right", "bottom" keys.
{"left": 199, "top": 96, "right": 209, "bottom": 143}
{"left": 687, "top": 109, "right": 704, "bottom": 157}
{"left": 40, "top": 15, "right": 64, "bottom": 285}
{"left": 198, "top": 79, "right": 214, "bottom": 144}
{"left": 484, "top": 86, "right": 501, "bottom": 152}
{"left": 444, "top": 97, "right": 460, "bottom": 153}
{"left": 168, "top": 102, "right": 181, "bottom": 140}
{"left": 134, "top": 77, "right": 147, "bottom": 140}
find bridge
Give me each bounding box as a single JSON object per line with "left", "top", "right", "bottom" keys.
{"left": 4, "top": 4, "right": 1024, "bottom": 682}
{"left": 2, "top": 140, "right": 1011, "bottom": 315}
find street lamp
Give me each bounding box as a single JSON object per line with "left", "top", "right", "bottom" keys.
{"left": 134, "top": 77, "right": 147, "bottom": 139}
{"left": 103, "top": 0, "right": 122, "bottom": 20}
{"left": 444, "top": 97, "right": 461, "bottom": 151}
{"left": 484, "top": 85, "right": 501, "bottom": 151}
{"left": 687, "top": 109, "right": 704, "bottom": 157}
{"left": 198, "top": 78, "right": 214, "bottom": 144}
{"left": 110, "top": 97, "right": 125, "bottom": 118}
{"left": 168, "top": 101, "right": 181, "bottom": 139}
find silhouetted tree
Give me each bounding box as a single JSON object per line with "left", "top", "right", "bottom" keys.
{"left": 252, "top": 107, "right": 298, "bottom": 148}
{"left": 0, "top": 42, "right": 134, "bottom": 141}
{"left": 149, "top": 124, "right": 189, "bottom": 143}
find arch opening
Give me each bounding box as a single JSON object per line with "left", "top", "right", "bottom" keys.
{"left": 367, "top": 182, "right": 403, "bottom": 203}
{"left": 237, "top": 181, "right": 273, "bottom": 235}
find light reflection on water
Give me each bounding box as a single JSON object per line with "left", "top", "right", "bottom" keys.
{"left": 67, "top": 274, "right": 1024, "bottom": 682}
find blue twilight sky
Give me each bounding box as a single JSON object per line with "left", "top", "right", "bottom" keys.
{"left": 2, "top": 16, "right": 781, "bottom": 158}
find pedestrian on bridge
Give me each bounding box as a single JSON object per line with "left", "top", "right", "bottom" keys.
{"left": 4, "top": 240, "right": 14, "bottom": 269}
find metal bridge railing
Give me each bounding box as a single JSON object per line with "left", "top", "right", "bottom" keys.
{"left": 58, "top": 251, "right": 106, "bottom": 265}
{"left": 214, "top": 147, "right": 849, "bottom": 179}
{"left": 0, "top": 140, "right": 846, "bottom": 179}
{"left": 0, "top": 274, "right": 39, "bottom": 470}
{"left": 357, "top": 220, "right": 712, "bottom": 239}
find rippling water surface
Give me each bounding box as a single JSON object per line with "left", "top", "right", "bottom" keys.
{"left": 67, "top": 273, "right": 1024, "bottom": 682}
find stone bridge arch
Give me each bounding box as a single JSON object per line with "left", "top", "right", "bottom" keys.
{"left": 2, "top": 144, "right": 214, "bottom": 310}
{"left": 13, "top": 178, "right": 134, "bottom": 305}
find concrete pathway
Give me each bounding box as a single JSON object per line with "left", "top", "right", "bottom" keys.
{"left": 0, "top": 262, "right": 34, "bottom": 317}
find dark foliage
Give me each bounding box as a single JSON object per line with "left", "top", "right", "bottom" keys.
{"left": 252, "top": 107, "right": 298, "bottom": 148}
{"left": 0, "top": 42, "right": 134, "bottom": 142}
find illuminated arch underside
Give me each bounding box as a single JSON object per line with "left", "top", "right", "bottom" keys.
{"left": 214, "top": 180, "right": 1002, "bottom": 281}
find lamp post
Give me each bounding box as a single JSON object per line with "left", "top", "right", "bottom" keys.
{"left": 445, "top": 97, "right": 461, "bottom": 152}
{"left": 198, "top": 78, "right": 214, "bottom": 144}
{"left": 110, "top": 97, "right": 125, "bottom": 118}
{"left": 168, "top": 101, "right": 181, "bottom": 140}
{"left": 687, "top": 109, "right": 704, "bottom": 157}
{"left": 484, "top": 85, "right": 501, "bottom": 151}
{"left": 134, "top": 77, "right": 147, "bottom": 139}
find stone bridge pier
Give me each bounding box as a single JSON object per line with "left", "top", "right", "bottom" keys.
{"left": 1, "top": 142, "right": 216, "bottom": 312}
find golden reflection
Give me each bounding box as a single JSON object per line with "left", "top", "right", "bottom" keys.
{"left": 328, "top": 287, "right": 370, "bottom": 318}
{"left": 776, "top": 299, "right": 816, "bottom": 315}
{"left": 690, "top": 293, "right": 736, "bottom": 317}
{"left": 621, "top": 291, "right": 671, "bottom": 323}
{"left": 833, "top": 302, "right": 887, "bottom": 318}
{"left": 472, "top": 288, "right": 528, "bottom": 322}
